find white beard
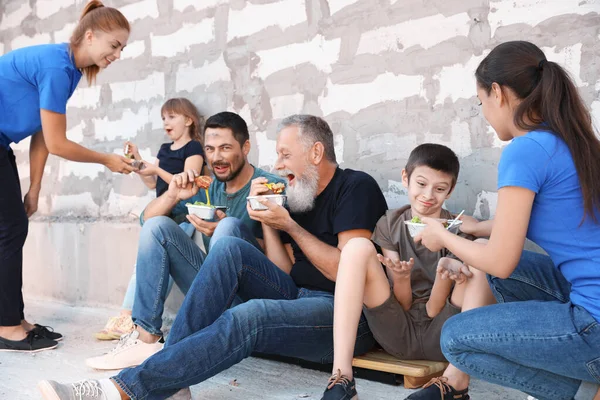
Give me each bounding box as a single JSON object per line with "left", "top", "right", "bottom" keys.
{"left": 281, "top": 165, "right": 319, "bottom": 213}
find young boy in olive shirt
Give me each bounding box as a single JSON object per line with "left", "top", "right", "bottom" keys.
{"left": 320, "top": 144, "right": 475, "bottom": 400}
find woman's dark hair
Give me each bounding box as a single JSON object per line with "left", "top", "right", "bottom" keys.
{"left": 476, "top": 40, "right": 600, "bottom": 222}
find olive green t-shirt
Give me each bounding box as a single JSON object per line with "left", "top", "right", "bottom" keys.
{"left": 371, "top": 205, "right": 468, "bottom": 300}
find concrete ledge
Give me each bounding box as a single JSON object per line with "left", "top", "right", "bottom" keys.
{"left": 23, "top": 221, "right": 142, "bottom": 307}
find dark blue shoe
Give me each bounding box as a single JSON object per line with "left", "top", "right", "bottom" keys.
{"left": 321, "top": 369, "right": 358, "bottom": 400}
{"left": 405, "top": 377, "right": 470, "bottom": 400}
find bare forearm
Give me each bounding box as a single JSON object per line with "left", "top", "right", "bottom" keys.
{"left": 426, "top": 278, "right": 452, "bottom": 318}
{"left": 46, "top": 137, "right": 107, "bottom": 165}
{"left": 286, "top": 221, "right": 340, "bottom": 281}
{"left": 442, "top": 232, "right": 521, "bottom": 278}
{"left": 29, "top": 132, "right": 49, "bottom": 188}
{"left": 263, "top": 224, "right": 293, "bottom": 274}
{"left": 392, "top": 277, "right": 412, "bottom": 311}
{"left": 155, "top": 167, "right": 173, "bottom": 186}
{"left": 143, "top": 193, "right": 179, "bottom": 220}
{"left": 141, "top": 175, "right": 157, "bottom": 189}
{"left": 473, "top": 220, "right": 494, "bottom": 237}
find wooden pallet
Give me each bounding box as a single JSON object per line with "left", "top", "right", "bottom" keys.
{"left": 352, "top": 349, "right": 448, "bottom": 388}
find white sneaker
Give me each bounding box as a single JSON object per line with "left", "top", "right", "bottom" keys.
{"left": 38, "top": 379, "right": 111, "bottom": 400}
{"left": 85, "top": 330, "right": 163, "bottom": 370}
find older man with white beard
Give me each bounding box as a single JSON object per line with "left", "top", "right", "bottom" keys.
{"left": 39, "top": 115, "right": 388, "bottom": 400}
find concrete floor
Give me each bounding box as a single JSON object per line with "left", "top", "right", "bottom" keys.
{"left": 1, "top": 300, "right": 526, "bottom": 400}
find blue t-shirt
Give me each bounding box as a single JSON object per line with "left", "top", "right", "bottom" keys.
{"left": 155, "top": 140, "right": 205, "bottom": 197}
{"left": 171, "top": 165, "right": 285, "bottom": 250}
{"left": 0, "top": 43, "right": 82, "bottom": 149}
{"left": 498, "top": 130, "right": 600, "bottom": 321}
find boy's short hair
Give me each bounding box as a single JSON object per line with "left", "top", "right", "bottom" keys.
{"left": 405, "top": 143, "right": 460, "bottom": 188}
{"left": 204, "top": 112, "right": 249, "bottom": 147}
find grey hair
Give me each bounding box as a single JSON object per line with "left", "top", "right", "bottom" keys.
{"left": 277, "top": 114, "right": 337, "bottom": 163}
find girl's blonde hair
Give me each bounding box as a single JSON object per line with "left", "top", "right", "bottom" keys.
{"left": 70, "top": 1, "right": 130, "bottom": 84}
{"left": 161, "top": 98, "right": 204, "bottom": 142}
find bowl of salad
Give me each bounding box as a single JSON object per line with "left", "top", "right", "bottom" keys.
{"left": 404, "top": 216, "right": 463, "bottom": 238}
{"left": 185, "top": 201, "right": 226, "bottom": 220}
{"left": 246, "top": 195, "right": 287, "bottom": 211}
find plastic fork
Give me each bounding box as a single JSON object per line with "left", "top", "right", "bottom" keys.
{"left": 447, "top": 210, "right": 465, "bottom": 230}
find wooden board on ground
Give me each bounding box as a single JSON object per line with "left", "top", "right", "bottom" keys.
{"left": 352, "top": 349, "right": 448, "bottom": 388}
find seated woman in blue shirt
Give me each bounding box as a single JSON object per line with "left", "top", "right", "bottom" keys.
{"left": 409, "top": 41, "right": 600, "bottom": 400}
{"left": 0, "top": 1, "right": 134, "bottom": 352}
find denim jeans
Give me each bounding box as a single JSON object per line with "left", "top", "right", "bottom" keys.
{"left": 441, "top": 250, "right": 600, "bottom": 400}
{"left": 132, "top": 217, "right": 260, "bottom": 336}
{"left": 115, "top": 237, "right": 375, "bottom": 400}
{"left": 121, "top": 223, "right": 195, "bottom": 311}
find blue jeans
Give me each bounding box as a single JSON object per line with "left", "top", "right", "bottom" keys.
{"left": 115, "top": 237, "right": 375, "bottom": 400}
{"left": 121, "top": 222, "right": 195, "bottom": 310}
{"left": 441, "top": 250, "right": 600, "bottom": 400}
{"left": 132, "top": 217, "right": 260, "bottom": 336}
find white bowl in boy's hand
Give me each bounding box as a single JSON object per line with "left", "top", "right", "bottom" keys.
{"left": 246, "top": 194, "right": 287, "bottom": 211}
{"left": 405, "top": 218, "right": 463, "bottom": 238}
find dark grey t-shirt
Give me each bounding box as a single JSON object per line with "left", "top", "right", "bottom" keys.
{"left": 371, "top": 205, "right": 468, "bottom": 300}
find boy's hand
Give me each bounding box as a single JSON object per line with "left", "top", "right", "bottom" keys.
{"left": 437, "top": 257, "right": 472, "bottom": 284}
{"left": 377, "top": 254, "right": 414, "bottom": 280}
{"left": 458, "top": 215, "right": 479, "bottom": 235}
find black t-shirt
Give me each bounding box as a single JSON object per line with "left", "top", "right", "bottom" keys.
{"left": 288, "top": 168, "right": 388, "bottom": 293}
{"left": 155, "top": 140, "right": 204, "bottom": 197}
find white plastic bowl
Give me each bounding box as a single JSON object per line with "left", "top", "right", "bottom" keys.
{"left": 186, "top": 204, "right": 216, "bottom": 220}
{"left": 247, "top": 195, "right": 287, "bottom": 211}
{"left": 404, "top": 219, "right": 463, "bottom": 238}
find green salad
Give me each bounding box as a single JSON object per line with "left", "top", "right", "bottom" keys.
{"left": 410, "top": 215, "right": 451, "bottom": 228}
{"left": 186, "top": 201, "right": 215, "bottom": 208}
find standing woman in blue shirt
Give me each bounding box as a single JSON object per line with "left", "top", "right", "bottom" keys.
{"left": 0, "top": 1, "right": 133, "bottom": 352}
{"left": 410, "top": 41, "right": 600, "bottom": 400}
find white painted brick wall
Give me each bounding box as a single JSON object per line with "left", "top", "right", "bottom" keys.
{"left": 1, "top": 3, "right": 33, "bottom": 30}
{"left": 150, "top": 21, "right": 214, "bottom": 57}
{"left": 110, "top": 72, "right": 165, "bottom": 103}
{"left": 0, "top": 0, "right": 597, "bottom": 220}
{"left": 227, "top": 0, "right": 307, "bottom": 40}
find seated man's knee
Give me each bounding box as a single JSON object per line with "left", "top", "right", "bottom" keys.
{"left": 214, "top": 217, "right": 243, "bottom": 233}
{"left": 140, "top": 216, "right": 178, "bottom": 242}
{"left": 211, "top": 217, "right": 245, "bottom": 248}
{"left": 209, "top": 235, "right": 247, "bottom": 255}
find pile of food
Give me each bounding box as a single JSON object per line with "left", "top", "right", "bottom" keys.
{"left": 410, "top": 216, "right": 451, "bottom": 228}
{"left": 186, "top": 201, "right": 214, "bottom": 208}
{"left": 264, "top": 182, "right": 285, "bottom": 194}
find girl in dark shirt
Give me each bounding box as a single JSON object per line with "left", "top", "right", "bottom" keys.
{"left": 125, "top": 97, "right": 205, "bottom": 197}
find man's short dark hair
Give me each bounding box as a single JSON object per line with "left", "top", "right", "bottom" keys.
{"left": 405, "top": 143, "right": 460, "bottom": 187}
{"left": 204, "top": 112, "right": 249, "bottom": 147}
